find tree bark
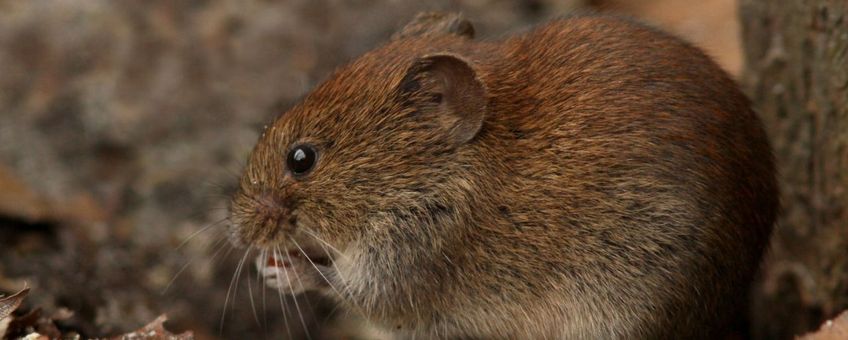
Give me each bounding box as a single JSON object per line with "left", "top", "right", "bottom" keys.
{"left": 740, "top": 1, "right": 848, "bottom": 339}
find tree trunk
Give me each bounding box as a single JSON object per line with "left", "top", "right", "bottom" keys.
{"left": 739, "top": 1, "right": 848, "bottom": 339}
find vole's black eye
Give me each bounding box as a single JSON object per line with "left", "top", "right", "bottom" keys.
{"left": 287, "top": 144, "right": 317, "bottom": 176}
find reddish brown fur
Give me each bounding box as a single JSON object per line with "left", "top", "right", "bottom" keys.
{"left": 229, "top": 13, "right": 777, "bottom": 339}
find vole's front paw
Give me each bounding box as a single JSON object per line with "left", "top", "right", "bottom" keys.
{"left": 256, "top": 251, "right": 328, "bottom": 295}
{"left": 256, "top": 252, "right": 302, "bottom": 294}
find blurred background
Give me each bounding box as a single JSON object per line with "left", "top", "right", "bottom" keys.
{"left": 0, "top": 0, "right": 845, "bottom": 339}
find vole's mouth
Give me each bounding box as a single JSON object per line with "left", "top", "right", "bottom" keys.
{"left": 256, "top": 237, "right": 341, "bottom": 295}
{"left": 258, "top": 243, "right": 337, "bottom": 296}
{"left": 267, "top": 246, "right": 334, "bottom": 268}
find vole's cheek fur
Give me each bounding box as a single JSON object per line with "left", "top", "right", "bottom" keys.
{"left": 228, "top": 13, "right": 778, "bottom": 340}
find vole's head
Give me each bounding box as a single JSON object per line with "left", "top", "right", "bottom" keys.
{"left": 228, "top": 12, "right": 486, "bottom": 301}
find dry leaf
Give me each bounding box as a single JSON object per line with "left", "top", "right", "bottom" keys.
{"left": 798, "top": 310, "right": 848, "bottom": 340}
{"left": 0, "top": 288, "right": 29, "bottom": 320}
{"left": 109, "top": 314, "right": 193, "bottom": 340}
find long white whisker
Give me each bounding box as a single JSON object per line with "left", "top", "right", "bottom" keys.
{"left": 161, "top": 257, "right": 194, "bottom": 295}
{"left": 234, "top": 248, "right": 252, "bottom": 309}
{"left": 300, "top": 229, "right": 349, "bottom": 260}
{"left": 209, "top": 240, "right": 235, "bottom": 274}
{"left": 301, "top": 232, "right": 354, "bottom": 294}
{"left": 176, "top": 216, "right": 229, "bottom": 250}
{"left": 283, "top": 249, "right": 316, "bottom": 337}
{"left": 291, "top": 238, "right": 367, "bottom": 319}
{"left": 162, "top": 234, "right": 227, "bottom": 295}
{"left": 259, "top": 249, "right": 268, "bottom": 332}
{"left": 220, "top": 249, "right": 251, "bottom": 332}
{"left": 290, "top": 239, "right": 343, "bottom": 297}
{"left": 278, "top": 246, "right": 311, "bottom": 340}
{"left": 271, "top": 248, "right": 293, "bottom": 340}
{"left": 308, "top": 234, "right": 356, "bottom": 295}
{"left": 246, "top": 250, "right": 261, "bottom": 327}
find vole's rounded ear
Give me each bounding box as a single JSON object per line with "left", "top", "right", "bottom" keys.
{"left": 396, "top": 53, "right": 487, "bottom": 146}
{"left": 392, "top": 12, "right": 474, "bottom": 40}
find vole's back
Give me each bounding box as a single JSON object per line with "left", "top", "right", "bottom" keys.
{"left": 465, "top": 17, "right": 777, "bottom": 338}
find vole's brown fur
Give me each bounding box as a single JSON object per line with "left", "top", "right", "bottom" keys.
{"left": 229, "top": 12, "right": 777, "bottom": 339}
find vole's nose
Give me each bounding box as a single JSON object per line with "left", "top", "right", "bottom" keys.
{"left": 230, "top": 191, "right": 297, "bottom": 247}
{"left": 254, "top": 193, "right": 283, "bottom": 217}
{"left": 254, "top": 193, "right": 295, "bottom": 234}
